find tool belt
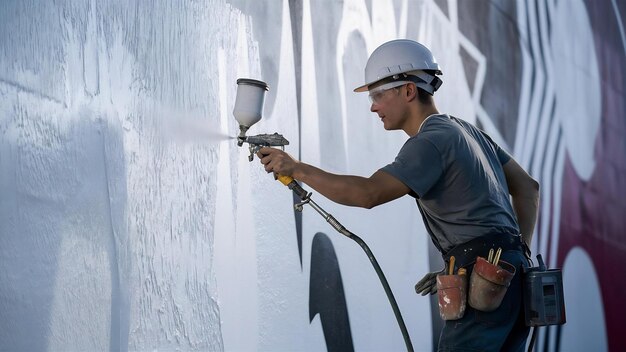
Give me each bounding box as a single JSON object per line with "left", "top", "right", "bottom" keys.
{"left": 435, "top": 232, "right": 528, "bottom": 320}
{"left": 442, "top": 232, "right": 528, "bottom": 269}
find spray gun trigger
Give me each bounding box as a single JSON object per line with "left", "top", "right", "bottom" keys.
{"left": 248, "top": 145, "right": 260, "bottom": 161}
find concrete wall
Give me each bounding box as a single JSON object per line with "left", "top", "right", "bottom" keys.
{"left": 0, "top": 0, "right": 624, "bottom": 351}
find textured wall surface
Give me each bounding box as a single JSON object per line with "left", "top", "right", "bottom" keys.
{"left": 0, "top": 0, "right": 624, "bottom": 351}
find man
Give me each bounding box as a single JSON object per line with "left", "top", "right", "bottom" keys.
{"left": 258, "top": 39, "right": 539, "bottom": 351}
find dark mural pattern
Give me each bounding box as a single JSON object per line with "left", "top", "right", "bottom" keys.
{"left": 558, "top": 1, "right": 626, "bottom": 351}
{"left": 279, "top": 0, "right": 625, "bottom": 351}
{"left": 309, "top": 232, "right": 354, "bottom": 352}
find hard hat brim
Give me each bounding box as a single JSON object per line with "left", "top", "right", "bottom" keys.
{"left": 354, "top": 74, "right": 406, "bottom": 92}
{"left": 353, "top": 83, "right": 370, "bottom": 92}
{"left": 353, "top": 74, "right": 412, "bottom": 93}
{"left": 354, "top": 70, "right": 442, "bottom": 93}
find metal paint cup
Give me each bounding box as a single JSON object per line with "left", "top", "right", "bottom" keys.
{"left": 233, "top": 78, "right": 269, "bottom": 128}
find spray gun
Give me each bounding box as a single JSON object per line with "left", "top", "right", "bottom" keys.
{"left": 233, "top": 78, "right": 350, "bottom": 235}
{"left": 232, "top": 78, "right": 414, "bottom": 352}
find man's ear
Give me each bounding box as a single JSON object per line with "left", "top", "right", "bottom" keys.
{"left": 405, "top": 83, "right": 417, "bottom": 102}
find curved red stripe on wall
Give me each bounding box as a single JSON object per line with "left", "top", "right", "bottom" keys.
{"left": 558, "top": 2, "right": 626, "bottom": 350}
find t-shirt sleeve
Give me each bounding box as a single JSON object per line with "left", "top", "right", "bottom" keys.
{"left": 495, "top": 145, "right": 512, "bottom": 165}
{"left": 380, "top": 137, "right": 443, "bottom": 198}
{"left": 480, "top": 130, "right": 512, "bottom": 165}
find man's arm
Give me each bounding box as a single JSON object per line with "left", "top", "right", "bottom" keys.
{"left": 258, "top": 147, "right": 410, "bottom": 208}
{"left": 503, "top": 158, "right": 540, "bottom": 246}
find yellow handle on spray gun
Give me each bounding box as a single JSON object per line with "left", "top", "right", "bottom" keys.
{"left": 277, "top": 174, "right": 295, "bottom": 186}
{"left": 275, "top": 173, "right": 308, "bottom": 201}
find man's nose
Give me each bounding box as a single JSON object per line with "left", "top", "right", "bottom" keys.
{"left": 370, "top": 102, "right": 378, "bottom": 113}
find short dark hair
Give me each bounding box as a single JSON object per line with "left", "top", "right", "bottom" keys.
{"left": 416, "top": 87, "right": 434, "bottom": 105}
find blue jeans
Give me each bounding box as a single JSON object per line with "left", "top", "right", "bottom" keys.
{"left": 438, "top": 250, "right": 530, "bottom": 352}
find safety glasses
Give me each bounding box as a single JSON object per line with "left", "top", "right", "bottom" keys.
{"left": 368, "top": 81, "right": 407, "bottom": 104}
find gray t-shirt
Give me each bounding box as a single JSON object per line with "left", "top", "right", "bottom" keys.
{"left": 381, "top": 114, "right": 520, "bottom": 253}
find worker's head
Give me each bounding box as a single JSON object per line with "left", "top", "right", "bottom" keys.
{"left": 355, "top": 39, "right": 442, "bottom": 133}
{"left": 354, "top": 39, "right": 442, "bottom": 103}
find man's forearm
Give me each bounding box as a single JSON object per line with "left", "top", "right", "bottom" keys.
{"left": 258, "top": 147, "right": 409, "bottom": 208}
{"left": 293, "top": 163, "right": 377, "bottom": 208}
{"left": 502, "top": 159, "right": 540, "bottom": 247}
{"left": 512, "top": 190, "right": 539, "bottom": 246}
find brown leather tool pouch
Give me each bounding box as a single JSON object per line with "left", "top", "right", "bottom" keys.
{"left": 436, "top": 273, "right": 468, "bottom": 320}
{"left": 468, "top": 256, "right": 516, "bottom": 312}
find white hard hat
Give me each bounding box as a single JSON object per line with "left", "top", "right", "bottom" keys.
{"left": 354, "top": 39, "right": 442, "bottom": 95}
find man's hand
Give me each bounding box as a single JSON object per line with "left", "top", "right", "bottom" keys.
{"left": 257, "top": 147, "right": 299, "bottom": 177}
{"left": 414, "top": 269, "right": 445, "bottom": 296}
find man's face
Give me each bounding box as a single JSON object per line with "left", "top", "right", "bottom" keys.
{"left": 369, "top": 85, "right": 408, "bottom": 131}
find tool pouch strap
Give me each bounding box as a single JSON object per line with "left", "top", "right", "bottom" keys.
{"left": 443, "top": 232, "right": 527, "bottom": 268}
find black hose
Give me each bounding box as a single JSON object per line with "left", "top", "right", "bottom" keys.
{"left": 286, "top": 182, "right": 413, "bottom": 351}
{"left": 527, "top": 327, "right": 537, "bottom": 352}
{"left": 347, "top": 231, "right": 414, "bottom": 352}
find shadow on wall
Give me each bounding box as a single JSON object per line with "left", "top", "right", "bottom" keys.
{"left": 0, "top": 108, "right": 129, "bottom": 352}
